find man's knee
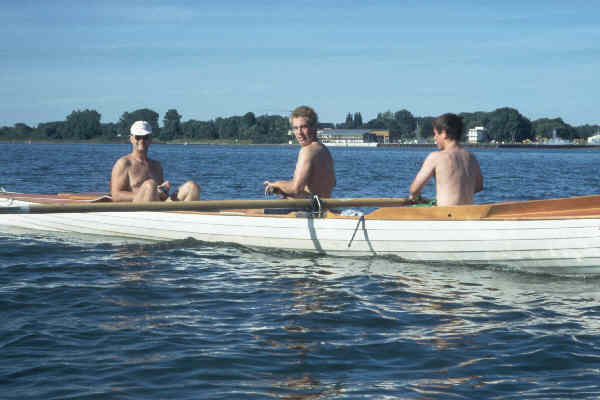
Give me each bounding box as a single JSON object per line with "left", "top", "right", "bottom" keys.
{"left": 134, "top": 179, "right": 160, "bottom": 202}
{"left": 140, "top": 179, "right": 159, "bottom": 191}
{"left": 177, "top": 181, "right": 201, "bottom": 201}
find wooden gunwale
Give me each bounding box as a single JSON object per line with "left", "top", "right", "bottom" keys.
{"left": 1, "top": 192, "right": 600, "bottom": 221}
{"left": 368, "top": 195, "right": 600, "bottom": 220}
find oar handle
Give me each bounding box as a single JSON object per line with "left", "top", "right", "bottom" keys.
{"left": 0, "top": 197, "right": 409, "bottom": 214}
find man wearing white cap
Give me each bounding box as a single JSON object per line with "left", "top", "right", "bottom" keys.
{"left": 110, "top": 121, "right": 201, "bottom": 202}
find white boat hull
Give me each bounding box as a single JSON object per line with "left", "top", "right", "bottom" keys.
{"left": 2, "top": 197, "right": 600, "bottom": 272}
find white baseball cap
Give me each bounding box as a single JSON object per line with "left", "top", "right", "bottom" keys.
{"left": 130, "top": 121, "right": 152, "bottom": 136}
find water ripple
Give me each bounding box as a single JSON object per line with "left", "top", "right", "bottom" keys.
{"left": 2, "top": 146, "right": 600, "bottom": 398}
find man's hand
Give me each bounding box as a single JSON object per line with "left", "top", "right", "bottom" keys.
{"left": 264, "top": 181, "right": 279, "bottom": 195}
{"left": 408, "top": 192, "right": 422, "bottom": 204}
{"left": 264, "top": 181, "right": 285, "bottom": 198}
{"left": 157, "top": 181, "right": 171, "bottom": 201}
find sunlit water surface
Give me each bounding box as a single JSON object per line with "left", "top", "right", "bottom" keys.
{"left": 1, "top": 143, "right": 600, "bottom": 399}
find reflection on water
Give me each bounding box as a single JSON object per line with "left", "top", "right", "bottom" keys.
{"left": 3, "top": 144, "right": 600, "bottom": 398}
{"left": 2, "top": 230, "right": 600, "bottom": 398}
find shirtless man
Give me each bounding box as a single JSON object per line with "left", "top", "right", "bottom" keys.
{"left": 110, "top": 120, "right": 201, "bottom": 202}
{"left": 409, "top": 113, "right": 483, "bottom": 206}
{"left": 264, "top": 106, "right": 336, "bottom": 198}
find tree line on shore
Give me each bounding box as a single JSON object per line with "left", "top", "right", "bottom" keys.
{"left": 0, "top": 109, "right": 289, "bottom": 144}
{"left": 1, "top": 107, "right": 598, "bottom": 143}
{"left": 340, "top": 108, "right": 599, "bottom": 143}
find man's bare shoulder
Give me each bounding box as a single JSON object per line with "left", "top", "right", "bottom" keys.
{"left": 303, "top": 141, "right": 324, "bottom": 150}
{"left": 456, "top": 147, "right": 473, "bottom": 156}
{"left": 307, "top": 141, "right": 332, "bottom": 156}
{"left": 297, "top": 142, "right": 320, "bottom": 158}
{"left": 113, "top": 154, "right": 133, "bottom": 169}
{"left": 424, "top": 150, "right": 443, "bottom": 164}
{"left": 464, "top": 148, "right": 479, "bottom": 160}
{"left": 437, "top": 148, "right": 480, "bottom": 172}
{"left": 450, "top": 147, "right": 478, "bottom": 162}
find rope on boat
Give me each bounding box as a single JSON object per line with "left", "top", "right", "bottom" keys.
{"left": 311, "top": 195, "right": 323, "bottom": 216}
{"left": 347, "top": 215, "right": 365, "bottom": 248}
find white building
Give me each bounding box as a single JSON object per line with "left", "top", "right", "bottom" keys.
{"left": 289, "top": 128, "right": 379, "bottom": 146}
{"left": 588, "top": 133, "right": 600, "bottom": 145}
{"left": 317, "top": 129, "right": 378, "bottom": 146}
{"left": 467, "top": 126, "right": 487, "bottom": 143}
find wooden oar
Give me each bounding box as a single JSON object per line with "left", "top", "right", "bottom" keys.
{"left": 0, "top": 197, "right": 409, "bottom": 214}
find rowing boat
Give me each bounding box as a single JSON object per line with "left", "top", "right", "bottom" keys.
{"left": 1, "top": 192, "right": 600, "bottom": 273}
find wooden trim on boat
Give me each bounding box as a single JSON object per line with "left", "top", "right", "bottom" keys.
{"left": 367, "top": 195, "right": 600, "bottom": 220}
{"left": 2, "top": 192, "right": 600, "bottom": 220}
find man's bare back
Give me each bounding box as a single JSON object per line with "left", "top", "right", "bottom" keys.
{"left": 412, "top": 148, "right": 483, "bottom": 206}
{"left": 409, "top": 113, "right": 483, "bottom": 206}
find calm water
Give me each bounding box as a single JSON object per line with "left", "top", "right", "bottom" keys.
{"left": 1, "top": 143, "right": 600, "bottom": 399}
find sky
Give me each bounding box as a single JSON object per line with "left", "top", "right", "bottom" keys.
{"left": 1, "top": 0, "right": 599, "bottom": 127}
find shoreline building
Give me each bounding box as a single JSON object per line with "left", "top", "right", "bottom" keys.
{"left": 317, "top": 129, "right": 378, "bottom": 147}
{"left": 587, "top": 132, "right": 600, "bottom": 145}
{"left": 371, "top": 129, "right": 400, "bottom": 144}
{"left": 467, "top": 126, "right": 488, "bottom": 144}
{"left": 288, "top": 127, "right": 382, "bottom": 146}
{"left": 546, "top": 128, "right": 571, "bottom": 145}
{"left": 288, "top": 127, "right": 404, "bottom": 146}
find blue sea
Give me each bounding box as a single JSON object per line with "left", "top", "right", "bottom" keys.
{"left": 1, "top": 143, "right": 600, "bottom": 399}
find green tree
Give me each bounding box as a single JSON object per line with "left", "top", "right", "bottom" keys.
{"left": 118, "top": 109, "right": 160, "bottom": 138}
{"left": 366, "top": 110, "right": 394, "bottom": 130}
{"left": 485, "top": 108, "right": 532, "bottom": 143}
{"left": 215, "top": 117, "right": 239, "bottom": 139}
{"left": 416, "top": 117, "right": 434, "bottom": 139}
{"left": 14, "top": 123, "right": 34, "bottom": 138}
{"left": 344, "top": 113, "right": 354, "bottom": 128}
{"left": 182, "top": 120, "right": 218, "bottom": 140}
{"left": 100, "top": 122, "right": 119, "bottom": 140}
{"left": 574, "top": 124, "right": 600, "bottom": 140}
{"left": 460, "top": 108, "right": 532, "bottom": 143}
{"left": 532, "top": 118, "right": 577, "bottom": 141}
{"left": 251, "top": 115, "right": 288, "bottom": 143}
{"left": 37, "top": 121, "right": 65, "bottom": 139}
{"left": 365, "top": 117, "right": 386, "bottom": 129}
{"left": 235, "top": 112, "right": 256, "bottom": 140}
{"left": 63, "top": 109, "right": 102, "bottom": 140}
{"left": 353, "top": 112, "right": 363, "bottom": 128}
{"left": 460, "top": 111, "right": 489, "bottom": 132}
{"left": 393, "top": 109, "right": 416, "bottom": 138}
{"left": 0, "top": 126, "right": 12, "bottom": 138}
{"left": 242, "top": 112, "right": 256, "bottom": 127}
{"left": 161, "top": 109, "right": 182, "bottom": 141}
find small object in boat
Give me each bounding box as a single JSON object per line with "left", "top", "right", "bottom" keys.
{"left": 340, "top": 209, "right": 364, "bottom": 216}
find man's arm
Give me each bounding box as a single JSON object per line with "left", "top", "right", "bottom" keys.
{"left": 409, "top": 152, "right": 437, "bottom": 201}
{"left": 149, "top": 160, "right": 170, "bottom": 199}
{"left": 110, "top": 158, "right": 135, "bottom": 202}
{"left": 264, "top": 148, "right": 312, "bottom": 198}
